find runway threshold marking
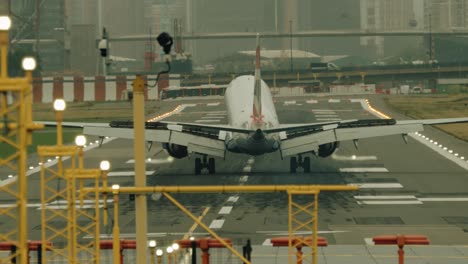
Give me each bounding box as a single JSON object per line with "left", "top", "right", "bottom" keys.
{"left": 182, "top": 206, "right": 210, "bottom": 240}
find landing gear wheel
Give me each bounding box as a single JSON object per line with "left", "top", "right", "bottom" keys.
{"left": 208, "top": 158, "right": 216, "bottom": 174}
{"left": 303, "top": 157, "right": 311, "bottom": 173}
{"left": 290, "top": 157, "right": 297, "bottom": 173}
{"left": 195, "top": 158, "right": 202, "bottom": 175}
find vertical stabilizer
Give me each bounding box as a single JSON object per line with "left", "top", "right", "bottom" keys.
{"left": 253, "top": 33, "right": 263, "bottom": 122}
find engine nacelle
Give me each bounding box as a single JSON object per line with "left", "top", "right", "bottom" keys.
{"left": 163, "top": 143, "right": 188, "bottom": 159}
{"left": 318, "top": 142, "right": 339, "bottom": 157}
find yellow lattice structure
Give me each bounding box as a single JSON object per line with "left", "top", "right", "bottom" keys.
{"left": 38, "top": 145, "right": 77, "bottom": 263}
{"left": 288, "top": 190, "right": 319, "bottom": 264}
{"left": 66, "top": 168, "right": 101, "bottom": 264}
{"left": 0, "top": 16, "right": 43, "bottom": 264}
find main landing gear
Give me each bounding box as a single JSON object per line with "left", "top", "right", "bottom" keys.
{"left": 290, "top": 155, "right": 311, "bottom": 173}
{"left": 194, "top": 155, "right": 215, "bottom": 175}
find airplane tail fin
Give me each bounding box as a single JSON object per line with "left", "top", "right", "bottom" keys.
{"left": 253, "top": 33, "right": 262, "bottom": 122}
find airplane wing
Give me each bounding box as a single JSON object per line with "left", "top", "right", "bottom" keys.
{"left": 273, "top": 117, "right": 468, "bottom": 157}
{"left": 83, "top": 120, "right": 253, "bottom": 158}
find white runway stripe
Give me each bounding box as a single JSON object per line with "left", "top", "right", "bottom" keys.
{"left": 262, "top": 239, "right": 272, "bottom": 246}
{"left": 209, "top": 219, "right": 225, "bottom": 229}
{"left": 331, "top": 154, "right": 378, "bottom": 161}
{"left": 314, "top": 114, "right": 339, "bottom": 117}
{"left": 328, "top": 99, "right": 340, "bottom": 103}
{"left": 207, "top": 102, "right": 220, "bottom": 106}
{"left": 316, "top": 118, "right": 341, "bottom": 121}
{"left": 206, "top": 113, "right": 227, "bottom": 116}
{"left": 108, "top": 171, "right": 155, "bottom": 177}
{"left": 218, "top": 206, "right": 233, "bottom": 215}
{"left": 340, "top": 168, "right": 389, "bottom": 172}
{"left": 354, "top": 195, "right": 416, "bottom": 200}
{"left": 227, "top": 196, "right": 239, "bottom": 203}
{"left": 312, "top": 109, "right": 336, "bottom": 113}
{"left": 419, "top": 197, "right": 468, "bottom": 202}
{"left": 306, "top": 100, "right": 318, "bottom": 104}
{"left": 126, "top": 158, "right": 174, "bottom": 164}
{"left": 195, "top": 119, "right": 220, "bottom": 123}
{"left": 358, "top": 200, "right": 423, "bottom": 205}
{"left": 284, "top": 101, "right": 296, "bottom": 105}
{"left": 202, "top": 116, "right": 224, "bottom": 119}
{"left": 348, "top": 183, "right": 403, "bottom": 189}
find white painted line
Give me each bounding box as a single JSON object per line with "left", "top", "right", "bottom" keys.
{"left": 328, "top": 99, "right": 340, "bottom": 103}
{"left": 40, "top": 205, "right": 104, "bottom": 210}
{"left": 126, "top": 158, "right": 174, "bottom": 164}
{"left": 206, "top": 113, "right": 227, "bottom": 116}
{"left": 284, "top": 101, "right": 296, "bottom": 105}
{"left": 312, "top": 110, "right": 336, "bottom": 113}
{"left": 350, "top": 99, "right": 365, "bottom": 103}
{"left": 348, "top": 183, "right": 403, "bottom": 189}
{"left": 358, "top": 200, "right": 423, "bottom": 205}
{"left": 262, "top": 239, "right": 272, "bottom": 246}
{"left": 243, "top": 166, "right": 252, "bottom": 173}
{"left": 354, "top": 195, "right": 416, "bottom": 200}
{"left": 419, "top": 198, "right": 468, "bottom": 202}
{"left": 314, "top": 114, "right": 339, "bottom": 117}
{"left": 218, "top": 206, "right": 233, "bottom": 215}
{"left": 247, "top": 158, "right": 255, "bottom": 164}
{"left": 209, "top": 219, "right": 225, "bottom": 229}
{"left": 84, "top": 232, "right": 210, "bottom": 239}
{"left": 108, "top": 171, "right": 155, "bottom": 177}
{"left": 316, "top": 118, "right": 341, "bottom": 121}
{"left": 256, "top": 230, "right": 349, "bottom": 235}
{"left": 340, "top": 168, "right": 389, "bottom": 172}
{"left": 195, "top": 119, "right": 220, "bottom": 123}
{"left": 306, "top": 100, "right": 318, "bottom": 104}
{"left": 239, "top": 175, "right": 249, "bottom": 183}
{"left": 331, "top": 154, "right": 378, "bottom": 161}
{"left": 201, "top": 116, "right": 224, "bottom": 119}
{"left": 227, "top": 196, "right": 239, "bottom": 203}
{"left": 207, "top": 102, "right": 220, "bottom": 106}
{"left": 364, "top": 238, "right": 374, "bottom": 245}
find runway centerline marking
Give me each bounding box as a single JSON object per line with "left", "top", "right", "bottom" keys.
{"left": 208, "top": 219, "right": 225, "bottom": 229}
{"left": 218, "top": 206, "right": 233, "bottom": 215}
{"left": 348, "top": 183, "right": 403, "bottom": 189}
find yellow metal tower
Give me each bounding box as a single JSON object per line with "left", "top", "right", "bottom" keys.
{"left": 0, "top": 16, "right": 42, "bottom": 264}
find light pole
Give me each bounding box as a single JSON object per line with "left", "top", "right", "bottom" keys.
{"left": 190, "top": 236, "right": 196, "bottom": 264}
{"left": 166, "top": 246, "right": 174, "bottom": 264}
{"left": 156, "top": 249, "right": 163, "bottom": 264}
{"left": 75, "top": 135, "right": 86, "bottom": 206}
{"left": 148, "top": 240, "right": 157, "bottom": 264}
{"left": 172, "top": 242, "right": 180, "bottom": 262}
{"left": 112, "top": 184, "right": 121, "bottom": 264}
{"left": 100, "top": 160, "right": 110, "bottom": 226}
{"left": 53, "top": 99, "right": 66, "bottom": 145}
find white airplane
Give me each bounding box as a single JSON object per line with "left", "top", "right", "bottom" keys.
{"left": 80, "top": 35, "right": 468, "bottom": 174}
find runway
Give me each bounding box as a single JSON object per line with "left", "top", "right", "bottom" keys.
{"left": 1, "top": 95, "right": 468, "bottom": 262}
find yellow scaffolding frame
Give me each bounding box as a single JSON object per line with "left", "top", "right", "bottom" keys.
{"left": 84, "top": 184, "right": 358, "bottom": 264}
{"left": 288, "top": 190, "right": 319, "bottom": 264}
{"left": 0, "top": 24, "right": 43, "bottom": 264}
{"left": 66, "top": 168, "right": 101, "bottom": 264}
{"left": 38, "top": 145, "right": 77, "bottom": 263}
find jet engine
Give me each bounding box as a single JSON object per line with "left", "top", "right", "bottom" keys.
{"left": 163, "top": 143, "right": 188, "bottom": 159}
{"left": 317, "top": 142, "right": 339, "bottom": 157}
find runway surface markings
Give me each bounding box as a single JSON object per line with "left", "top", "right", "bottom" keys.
{"left": 208, "top": 219, "right": 225, "bottom": 229}
{"left": 317, "top": 118, "right": 341, "bottom": 121}
{"left": 314, "top": 114, "right": 339, "bottom": 117}
{"left": 328, "top": 99, "right": 340, "bottom": 103}
{"left": 306, "top": 99, "right": 318, "bottom": 104}
{"left": 195, "top": 119, "right": 221, "bottom": 123}
{"left": 340, "top": 167, "right": 389, "bottom": 172}
{"left": 108, "top": 171, "right": 155, "bottom": 177}
{"left": 331, "top": 154, "right": 378, "bottom": 161}
{"left": 354, "top": 195, "right": 416, "bottom": 200}
{"left": 418, "top": 197, "right": 468, "bottom": 202}
{"left": 126, "top": 158, "right": 174, "bottom": 164}
{"left": 364, "top": 238, "right": 374, "bottom": 245}
{"left": 348, "top": 183, "right": 403, "bottom": 189}
{"left": 182, "top": 207, "right": 210, "bottom": 240}
{"left": 207, "top": 102, "right": 220, "bottom": 106}
{"left": 201, "top": 116, "right": 224, "bottom": 119}
{"left": 357, "top": 200, "right": 423, "bottom": 205}
{"left": 218, "top": 206, "right": 233, "bottom": 215}
{"left": 227, "top": 196, "right": 239, "bottom": 203}
{"left": 284, "top": 101, "right": 296, "bottom": 105}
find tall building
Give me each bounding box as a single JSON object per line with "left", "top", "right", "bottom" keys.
{"left": 424, "top": 0, "right": 468, "bottom": 30}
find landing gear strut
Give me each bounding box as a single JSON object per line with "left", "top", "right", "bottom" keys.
{"left": 290, "top": 155, "right": 311, "bottom": 173}
{"left": 194, "top": 155, "right": 216, "bottom": 175}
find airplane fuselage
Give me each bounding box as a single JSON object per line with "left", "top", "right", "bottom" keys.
{"left": 224, "top": 75, "right": 280, "bottom": 155}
